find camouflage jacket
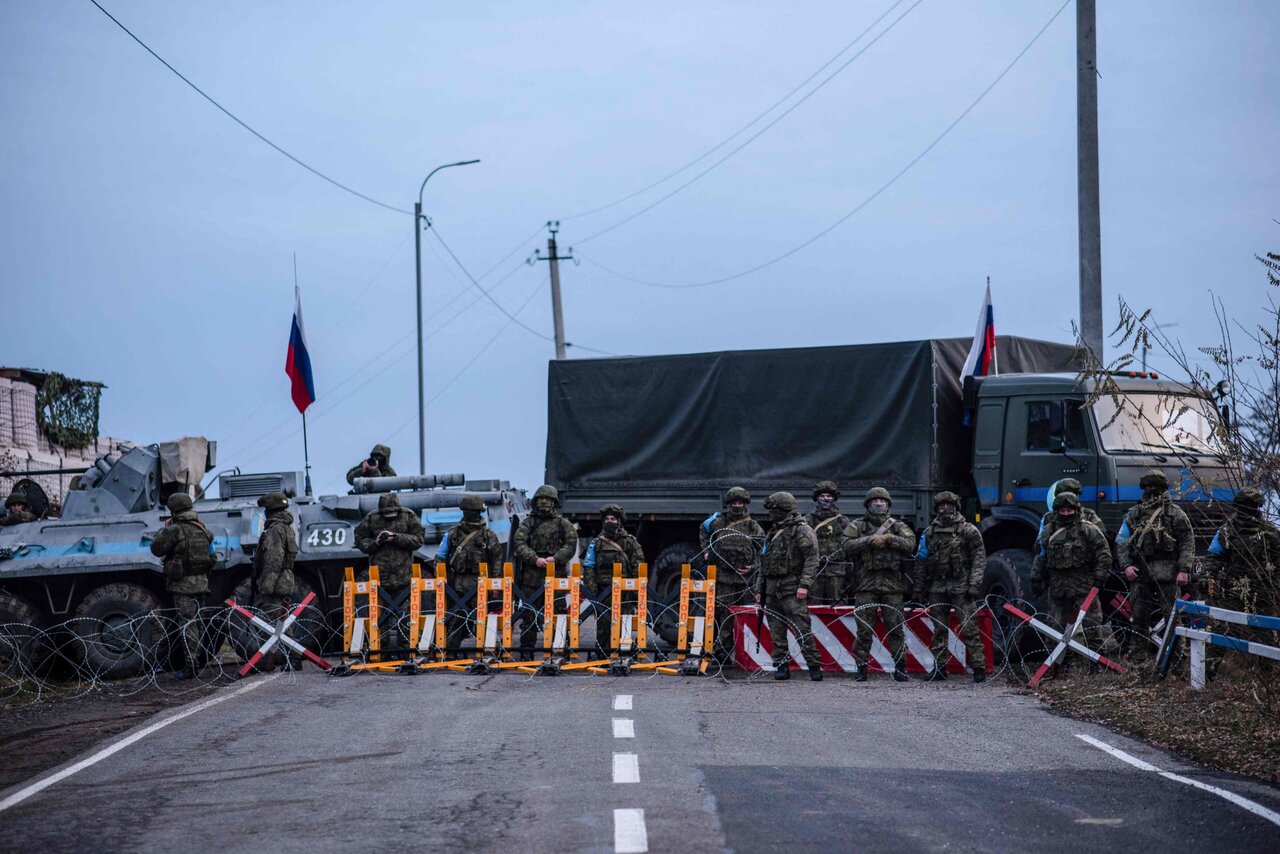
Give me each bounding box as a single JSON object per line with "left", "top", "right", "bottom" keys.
{"left": 150, "top": 510, "right": 214, "bottom": 595}
{"left": 438, "top": 521, "right": 505, "bottom": 579}
{"left": 583, "top": 530, "right": 645, "bottom": 592}
{"left": 1033, "top": 518, "right": 1111, "bottom": 599}
{"left": 805, "top": 509, "right": 851, "bottom": 578}
{"left": 513, "top": 511, "right": 578, "bottom": 576}
{"left": 1116, "top": 496, "right": 1194, "bottom": 578}
{"left": 841, "top": 513, "right": 916, "bottom": 595}
{"left": 0, "top": 509, "right": 35, "bottom": 527}
{"left": 699, "top": 511, "right": 764, "bottom": 588}
{"left": 916, "top": 514, "right": 986, "bottom": 596}
{"left": 354, "top": 506, "right": 425, "bottom": 590}
{"left": 760, "top": 512, "right": 819, "bottom": 591}
{"left": 1038, "top": 506, "right": 1105, "bottom": 540}
{"left": 253, "top": 510, "right": 297, "bottom": 597}
{"left": 1202, "top": 515, "right": 1280, "bottom": 605}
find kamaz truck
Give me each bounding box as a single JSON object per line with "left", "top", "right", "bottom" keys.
{"left": 545, "top": 336, "right": 1237, "bottom": 621}
{"left": 0, "top": 441, "right": 529, "bottom": 676}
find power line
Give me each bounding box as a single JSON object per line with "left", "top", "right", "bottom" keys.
{"left": 88, "top": 0, "right": 409, "bottom": 215}
{"left": 560, "top": 0, "right": 913, "bottom": 223}
{"left": 577, "top": 0, "right": 1072, "bottom": 289}
{"left": 429, "top": 226, "right": 555, "bottom": 342}
{"left": 572, "top": 0, "right": 925, "bottom": 246}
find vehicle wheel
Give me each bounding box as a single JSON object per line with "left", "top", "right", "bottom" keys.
{"left": 0, "top": 591, "right": 50, "bottom": 676}
{"left": 983, "top": 548, "right": 1032, "bottom": 664}
{"left": 71, "top": 583, "right": 165, "bottom": 679}
{"left": 648, "top": 543, "right": 700, "bottom": 646}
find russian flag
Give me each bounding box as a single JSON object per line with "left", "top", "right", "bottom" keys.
{"left": 285, "top": 285, "right": 316, "bottom": 414}
{"left": 960, "top": 282, "right": 998, "bottom": 382}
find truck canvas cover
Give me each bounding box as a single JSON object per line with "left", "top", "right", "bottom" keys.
{"left": 546, "top": 336, "right": 1081, "bottom": 493}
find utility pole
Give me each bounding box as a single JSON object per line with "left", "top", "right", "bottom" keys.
{"left": 1077, "top": 0, "right": 1103, "bottom": 361}
{"left": 534, "top": 221, "right": 571, "bottom": 360}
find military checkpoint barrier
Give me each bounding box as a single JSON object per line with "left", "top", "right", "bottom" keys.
{"left": 1157, "top": 599, "right": 1280, "bottom": 689}
{"left": 1001, "top": 587, "right": 1126, "bottom": 686}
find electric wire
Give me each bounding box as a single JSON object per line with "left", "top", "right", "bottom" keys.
{"left": 429, "top": 226, "right": 555, "bottom": 343}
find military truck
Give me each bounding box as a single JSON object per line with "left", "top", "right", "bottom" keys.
{"left": 545, "top": 336, "right": 1237, "bottom": 626}
{"left": 0, "top": 441, "right": 529, "bottom": 676}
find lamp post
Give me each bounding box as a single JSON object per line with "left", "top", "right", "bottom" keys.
{"left": 414, "top": 159, "right": 479, "bottom": 475}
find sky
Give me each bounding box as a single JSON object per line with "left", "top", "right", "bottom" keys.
{"left": 1, "top": 1, "right": 1276, "bottom": 497}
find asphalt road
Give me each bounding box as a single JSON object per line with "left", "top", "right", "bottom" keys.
{"left": 1, "top": 671, "right": 1278, "bottom": 853}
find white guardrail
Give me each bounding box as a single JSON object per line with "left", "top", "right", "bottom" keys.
{"left": 1159, "top": 599, "right": 1280, "bottom": 689}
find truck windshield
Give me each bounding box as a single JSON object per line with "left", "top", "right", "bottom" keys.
{"left": 1092, "top": 393, "right": 1220, "bottom": 455}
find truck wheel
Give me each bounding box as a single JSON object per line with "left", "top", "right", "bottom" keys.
{"left": 649, "top": 543, "right": 700, "bottom": 646}
{"left": 0, "top": 591, "right": 49, "bottom": 676}
{"left": 983, "top": 549, "right": 1032, "bottom": 664}
{"left": 72, "top": 583, "right": 165, "bottom": 679}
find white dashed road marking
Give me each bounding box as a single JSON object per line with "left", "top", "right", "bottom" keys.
{"left": 613, "top": 753, "right": 640, "bottom": 784}
{"left": 613, "top": 718, "right": 635, "bottom": 739}
{"left": 613, "top": 694, "right": 633, "bottom": 710}
{"left": 614, "top": 808, "right": 648, "bottom": 853}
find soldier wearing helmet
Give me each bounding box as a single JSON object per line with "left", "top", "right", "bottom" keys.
{"left": 346, "top": 444, "right": 397, "bottom": 485}
{"left": 149, "top": 493, "right": 215, "bottom": 679}
{"left": 513, "top": 484, "right": 578, "bottom": 658}
{"left": 1116, "top": 469, "right": 1194, "bottom": 652}
{"left": 1037, "top": 478, "right": 1106, "bottom": 540}
{"left": 354, "top": 492, "right": 426, "bottom": 594}
{"left": 1032, "top": 492, "right": 1112, "bottom": 648}
{"left": 1202, "top": 486, "right": 1279, "bottom": 616}
{"left": 916, "top": 491, "right": 987, "bottom": 682}
{"left": 249, "top": 492, "right": 298, "bottom": 670}
{"left": 438, "top": 494, "right": 506, "bottom": 655}
{"left": 582, "top": 503, "right": 645, "bottom": 658}
{"left": 806, "top": 480, "right": 851, "bottom": 605}
{"left": 759, "top": 492, "right": 823, "bottom": 680}
{"left": 841, "top": 487, "right": 916, "bottom": 682}
{"left": 700, "top": 486, "right": 764, "bottom": 661}
{"left": 0, "top": 491, "right": 35, "bottom": 526}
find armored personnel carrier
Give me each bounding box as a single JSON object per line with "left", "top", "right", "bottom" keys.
{"left": 0, "top": 442, "right": 529, "bottom": 677}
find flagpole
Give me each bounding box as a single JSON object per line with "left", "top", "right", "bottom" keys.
{"left": 294, "top": 252, "right": 313, "bottom": 498}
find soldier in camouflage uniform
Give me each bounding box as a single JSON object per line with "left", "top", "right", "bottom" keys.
{"left": 1202, "top": 487, "right": 1279, "bottom": 618}
{"left": 582, "top": 503, "right": 645, "bottom": 657}
{"left": 1, "top": 491, "right": 36, "bottom": 526}
{"left": 805, "top": 481, "right": 850, "bottom": 605}
{"left": 1116, "top": 470, "right": 1194, "bottom": 653}
{"left": 700, "top": 486, "right": 764, "bottom": 661}
{"left": 346, "top": 443, "right": 397, "bottom": 486}
{"left": 354, "top": 492, "right": 425, "bottom": 592}
{"left": 842, "top": 487, "right": 914, "bottom": 682}
{"left": 149, "top": 494, "right": 215, "bottom": 679}
{"left": 760, "top": 492, "right": 823, "bottom": 681}
{"left": 513, "top": 484, "right": 578, "bottom": 658}
{"left": 916, "top": 491, "right": 987, "bottom": 682}
{"left": 437, "top": 494, "right": 506, "bottom": 655}
{"left": 251, "top": 491, "right": 297, "bottom": 670}
{"left": 1037, "top": 478, "right": 1105, "bottom": 541}
{"left": 1032, "top": 492, "right": 1111, "bottom": 649}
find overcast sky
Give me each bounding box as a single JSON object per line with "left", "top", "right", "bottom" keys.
{"left": 1, "top": 1, "right": 1275, "bottom": 496}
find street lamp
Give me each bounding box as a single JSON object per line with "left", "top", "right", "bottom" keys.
{"left": 414, "top": 159, "right": 479, "bottom": 475}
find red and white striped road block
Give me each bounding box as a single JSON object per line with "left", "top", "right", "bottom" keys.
{"left": 225, "top": 592, "right": 332, "bottom": 677}
{"left": 1002, "top": 587, "right": 1125, "bottom": 686}
{"left": 731, "top": 605, "right": 993, "bottom": 674}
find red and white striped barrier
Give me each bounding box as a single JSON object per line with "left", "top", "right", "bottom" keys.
{"left": 731, "top": 605, "right": 993, "bottom": 674}
{"left": 1001, "top": 587, "right": 1124, "bottom": 685}
{"left": 226, "top": 592, "right": 332, "bottom": 677}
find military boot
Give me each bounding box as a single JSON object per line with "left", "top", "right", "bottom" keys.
{"left": 892, "top": 668, "right": 909, "bottom": 682}
{"left": 808, "top": 667, "right": 823, "bottom": 682}
{"left": 972, "top": 668, "right": 986, "bottom": 684}
{"left": 772, "top": 666, "right": 790, "bottom": 681}
{"left": 854, "top": 668, "right": 868, "bottom": 682}
{"left": 926, "top": 667, "right": 948, "bottom": 682}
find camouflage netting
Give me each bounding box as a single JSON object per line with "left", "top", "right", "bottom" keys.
{"left": 35, "top": 372, "right": 102, "bottom": 450}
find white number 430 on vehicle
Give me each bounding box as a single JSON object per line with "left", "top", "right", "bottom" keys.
{"left": 305, "top": 525, "right": 349, "bottom": 548}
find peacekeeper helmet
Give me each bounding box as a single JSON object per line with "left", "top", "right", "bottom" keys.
{"left": 933, "top": 491, "right": 961, "bottom": 510}
{"left": 812, "top": 480, "right": 840, "bottom": 500}
{"left": 723, "top": 486, "right": 751, "bottom": 506}
{"left": 1233, "top": 487, "right": 1265, "bottom": 511}
{"left": 257, "top": 492, "right": 289, "bottom": 511}
{"left": 864, "top": 487, "right": 892, "bottom": 508}
{"left": 600, "top": 502, "right": 626, "bottom": 523}
{"left": 1140, "top": 469, "right": 1169, "bottom": 490}
{"left": 763, "top": 492, "right": 797, "bottom": 513}
{"left": 4, "top": 491, "right": 26, "bottom": 509}
{"left": 1056, "top": 478, "right": 1082, "bottom": 495}
{"left": 532, "top": 484, "right": 560, "bottom": 505}
{"left": 459, "top": 494, "right": 486, "bottom": 512}
{"left": 378, "top": 493, "right": 401, "bottom": 511}
{"left": 1053, "top": 492, "right": 1081, "bottom": 511}
{"left": 166, "top": 493, "right": 194, "bottom": 513}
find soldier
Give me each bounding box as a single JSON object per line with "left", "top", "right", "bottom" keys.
{"left": 842, "top": 487, "right": 915, "bottom": 682}
{"left": 354, "top": 493, "right": 425, "bottom": 593}
{"left": 759, "top": 492, "right": 823, "bottom": 681}
{"left": 582, "top": 503, "right": 645, "bottom": 658}
{"left": 916, "top": 491, "right": 987, "bottom": 682}
{"left": 437, "top": 494, "right": 506, "bottom": 656}
{"left": 700, "top": 486, "right": 764, "bottom": 662}
{"left": 1037, "top": 478, "right": 1105, "bottom": 540}
{"left": 512, "top": 484, "right": 578, "bottom": 658}
{"left": 346, "top": 443, "right": 397, "bottom": 486}
{"left": 250, "top": 492, "right": 297, "bottom": 671}
{"left": 1202, "top": 487, "right": 1279, "bottom": 616}
{"left": 1, "top": 491, "right": 35, "bottom": 526}
{"left": 805, "top": 480, "right": 851, "bottom": 605}
{"left": 1116, "top": 469, "right": 1194, "bottom": 653}
{"left": 1032, "top": 492, "right": 1111, "bottom": 651}
{"left": 149, "top": 494, "right": 215, "bottom": 680}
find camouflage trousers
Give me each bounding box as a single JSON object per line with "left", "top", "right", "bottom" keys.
{"left": 1129, "top": 572, "right": 1180, "bottom": 648}
{"left": 446, "top": 575, "right": 479, "bottom": 655}
{"left": 1049, "top": 593, "right": 1115, "bottom": 655}
{"left": 927, "top": 594, "right": 984, "bottom": 673}
{"left": 766, "top": 586, "right": 822, "bottom": 671}
{"left": 173, "top": 594, "right": 206, "bottom": 671}
{"left": 854, "top": 592, "right": 905, "bottom": 670}
{"left": 808, "top": 572, "right": 847, "bottom": 606}
{"left": 714, "top": 582, "right": 753, "bottom": 660}
{"left": 515, "top": 568, "right": 566, "bottom": 657}
{"left": 588, "top": 584, "right": 639, "bottom": 657}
